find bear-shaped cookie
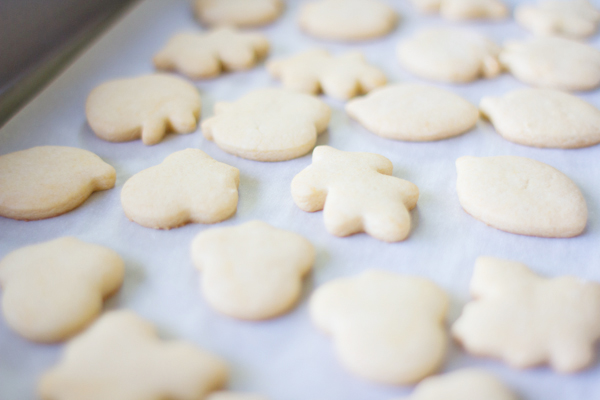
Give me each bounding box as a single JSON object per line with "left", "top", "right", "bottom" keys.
{"left": 515, "top": 0, "right": 600, "bottom": 38}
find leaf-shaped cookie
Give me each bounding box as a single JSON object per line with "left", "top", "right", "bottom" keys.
{"left": 0, "top": 146, "right": 115, "bottom": 220}
{"left": 121, "top": 149, "right": 239, "bottom": 229}
{"left": 194, "top": 0, "right": 284, "bottom": 27}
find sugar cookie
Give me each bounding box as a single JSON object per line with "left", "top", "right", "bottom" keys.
{"left": 194, "top": 0, "right": 284, "bottom": 27}
{"left": 480, "top": 88, "right": 600, "bottom": 149}
{"left": 0, "top": 146, "right": 115, "bottom": 221}
{"left": 299, "top": 0, "right": 398, "bottom": 41}
{"left": 346, "top": 83, "right": 478, "bottom": 141}
{"left": 191, "top": 221, "right": 315, "bottom": 320}
{"left": 291, "top": 146, "right": 419, "bottom": 242}
{"left": 397, "top": 28, "right": 501, "bottom": 83}
{"left": 311, "top": 270, "right": 449, "bottom": 385}
{"left": 499, "top": 37, "right": 600, "bottom": 91}
{"left": 121, "top": 149, "right": 239, "bottom": 229}
{"left": 456, "top": 156, "right": 588, "bottom": 237}
{"left": 410, "top": 0, "right": 508, "bottom": 20}
{"left": 201, "top": 89, "right": 331, "bottom": 161}
{"left": 39, "top": 310, "right": 228, "bottom": 400}
{"left": 0, "top": 237, "right": 123, "bottom": 343}
{"left": 86, "top": 74, "right": 201, "bottom": 145}
{"left": 398, "top": 369, "right": 517, "bottom": 400}
{"left": 452, "top": 257, "right": 600, "bottom": 373}
{"left": 267, "top": 49, "right": 387, "bottom": 101}
{"left": 208, "top": 393, "right": 269, "bottom": 400}
{"left": 515, "top": 0, "right": 600, "bottom": 38}
{"left": 154, "top": 28, "right": 269, "bottom": 79}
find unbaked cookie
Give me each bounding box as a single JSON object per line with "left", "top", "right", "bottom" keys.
{"left": 515, "top": 0, "right": 600, "bottom": 38}
{"left": 299, "top": 0, "right": 398, "bottom": 41}
{"left": 194, "top": 0, "right": 284, "bottom": 27}
{"left": 346, "top": 83, "right": 478, "bottom": 141}
{"left": 191, "top": 221, "right": 315, "bottom": 320}
{"left": 267, "top": 49, "right": 386, "bottom": 100}
{"left": 480, "top": 88, "right": 600, "bottom": 149}
{"left": 201, "top": 88, "right": 331, "bottom": 161}
{"left": 0, "top": 237, "right": 123, "bottom": 343}
{"left": 410, "top": 0, "right": 508, "bottom": 20}
{"left": 0, "top": 146, "right": 115, "bottom": 221}
{"left": 291, "top": 146, "right": 419, "bottom": 242}
{"left": 39, "top": 310, "right": 228, "bottom": 400}
{"left": 121, "top": 149, "right": 239, "bottom": 229}
{"left": 456, "top": 156, "right": 588, "bottom": 237}
{"left": 86, "top": 74, "right": 201, "bottom": 145}
{"left": 452, "top": 257, "right": 600, "bottom": 373}
{"left": 154, "top": 28, "right": 269, "bottom": 79}
{"left": 397, "top": 28, "right": 501, "bottom": 83}
{"left": 499, "top": 37, "right": 600, "bottom": 91}
{"left": 310, "top": 269, "right": 449, "bottom": 385}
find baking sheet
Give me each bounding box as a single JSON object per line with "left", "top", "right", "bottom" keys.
{"left": 1, "top": 0, "right": 600, "bottom": 399}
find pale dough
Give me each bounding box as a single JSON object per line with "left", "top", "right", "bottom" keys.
{"left": 194, "top": 0, "right": 284, "bottom": 27}
{"left": 456, "top": 156, "right": 588, "bottom": 238}
{"left": 310, "top": 269, "right": 449, "bottom": 385}
{"left": 191, "top": 221, "right": 315, "bottom": 320}
{"left": 515, "top": 0, "right": 600, "bottom": 38}
{"left": 267, "top": 48, "right": 387, "bottom": 100}
{"left": 291, "top": 146, "right": 419, "bottom": 242}
{"left": 0, "top": 146, "right": 116, "bottom": 221}
{"left": 480, "top": 88, "right": 600, "bottom": 149}
{"left": 410, "top": 0, "right": 508, "bottom": 20}
{"left": 121, "top": 149, "right": 239, "bottom": 229}
{"left": 452, "top": 257, "right": 600, "bottom": 373}
{"left": 39, "top": 310, "right": 229, "bottom": 400}
{"left": 397, "top": 28, "right": 501, "bottom": 83}
{"left": 346, "top": 83, "right": 479, "bottom": 141}
{"left": 201, "top": 88, "right": 331, "bottom": 162}
{"left": 86, "top": 74, "right": 201, "bottom": 145}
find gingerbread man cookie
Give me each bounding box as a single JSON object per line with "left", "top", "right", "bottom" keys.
{"left": 515, "top": 0, "right": 600, "bottom": 38}
{"left": 194, "top": 0, "right": 284, "bottom": 28}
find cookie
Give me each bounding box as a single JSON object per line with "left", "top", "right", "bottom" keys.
{"left": 410, "top": 0, "right": 508, "bottom": 20}
{"left": 452, "top": 257, "right": 600, "bottom": 373}
{"left": 194, "top": 0, "right": 283, "bottom": 28}
{"left": 267, "top": 49, "right": 387, "bottom": 101}
{"left": 154, "top": 28, "right": 269, "bottom": 79}
{"left": 201, "top": 88, "right": 331, "bottom": 161}
{"left": 515, "top": 0, "right": 600, "bottom": 38}
{"left": 299, "top": 0, "right": 398, "bottom": 41}
{"left": 398, "top": 369, "right": 517, "bottom": 400}
{"left": 39, "top": 310, "right": 228, "bottom": 400}
{"left": 346, "top": 83, "right": 478, "bottom": 141}
{"left": 310, "top": 270, "right": 449, "bottom": 385}
{"left": 191, "top": 221, "right": 315, "bottom": 320}
{"left": 208, "top": 393, "right": 268, "bottom": 400}
{"left": 0, "top": 146, "right": 116, "bottom": 221}
{"left": 499, "top": 37, "right": 600, "bottom": 91}
{"left": 0, "top": 237, "right": 123, "bottom": 343}
{"left": 86, "top": 74, "right": 201, "bottom": 145}
{"left": 121, "top": 149, "right": 239, "bottom": 229}
{"left": 456, "top": 156, "right": 588, "bottom": 238}
{"left": 397, "top": 28, "right": 501, "bottom": 83}
{"left": 480, "top": 88, "right": 600, "bottom": 149}
{"left": 291, "top": 146, "right": 419, "bottom": 242}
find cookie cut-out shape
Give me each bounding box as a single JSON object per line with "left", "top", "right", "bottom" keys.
{"left": 0, "top": 237, "right": 124, "bottom": 343}
{"left": 191, "top": 221, "right": 315, "bottom": 320}
{"left": 499, "top": 37, "right": 600, "bottom": 91}
{"left": 121, "top": 149, "right": 239, "bottom": 229}
{"left": 310, "top": 270, "right": 449, "bottom": 385}
{"left": 291, "top": 146, "right": 419, "bottom": 242}
{"left": 154, "top": 28, "right": 269, "bottom": 79}
{"left": 299, "top": 0, "right": 398, "bottom": 41}
{"left": 452, "top": 257, "right": 600, "bottom": 373}
{"left": 398, "top": 369, "right": 517, "bottom": 400}
{"left": 86, "top": 74, "right": 201, "bottom": 145}
{"left": 456, "top": 156, "right": 587, "bottom": 238}
{"left": 207, "top": 393, "right": 269, "bottom": 400}
{"left": 0, "top": 146, "right": 116, "bottom": 221}
{"left": 480, "top": 88, "right": 600, "bottom": 149}
{"left": 410, "top": 0, "right": 508, "bottom": 20}
{"left": 201, "top": 89, "right": 331, "bottom": 161}
{"left": 195, "top": 0, "right": 284, "bottom": 27}
{"left": 267, "top": 49, "right": 387, "bottom": 101}
{"left": 39, "top": 310, "right": 229, "bottom": 400}
{"left": 515, "top": 0, "right": 600, "bottom": 38}
{"left": 346, "top": 83, "right": 478, "bottom": 141}
{"left": 398, "top": 28, "right": 501, "bottom": 83}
